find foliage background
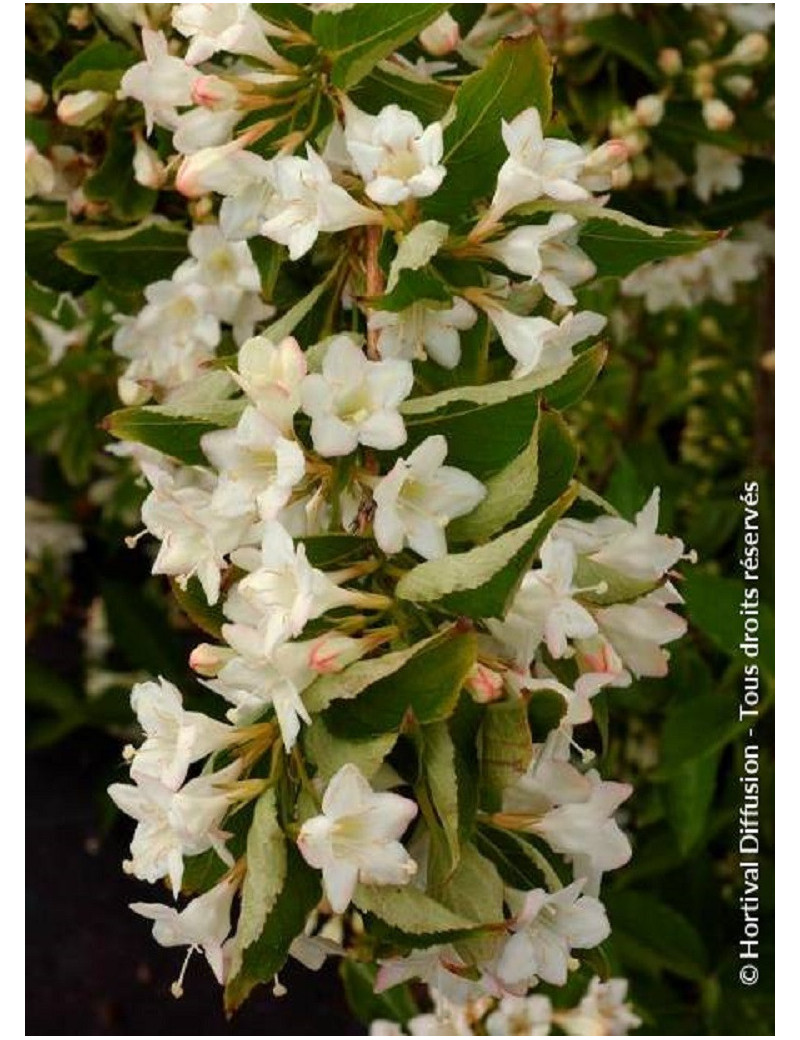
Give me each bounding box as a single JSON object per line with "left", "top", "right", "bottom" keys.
{"left": 25, "top": 3, "right": 774, "bottom": 1034}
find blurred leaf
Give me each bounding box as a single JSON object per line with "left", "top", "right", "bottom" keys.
{"left": 84, "top": 113, "right": 157, "bottom": 222}
{"left": 57, "top": 222, "right": 189, "bottom": 292}
{"left": 606, "top": 891, "right": 708, "bottom": 980}
{"left": 480, "top": 698, "right": 533, "bottom": 811}
{"left": 664, "top": 751, "right": 720, "bottom": 855}
{"left": 582, "top": 14, "right": 660, "bottom": 79}
{"left": 52, "top": 39, "right": 135, "bottom": 95}
{"left": 341, "top": 961, "right": 418, "bottom": 1030}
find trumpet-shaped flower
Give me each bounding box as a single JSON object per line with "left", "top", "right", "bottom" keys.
{"left": 596, "top": 583, "right": 687, "bottom": 678}
{"left": 496, "top": 881, "right": 610, "bottom": 987}
{"left": 486, "top": 994, "right": 553, "bottom": 1036}
{"left": 558, "top": 977, "right": 642, "bottom": 1036}
{"left": 342, "top": 100, "right": 446, "bottom": 205}
{"left": 693, "top": 144, "right": 743, "bottom": 203}
{"left": 261, "top": 147, "right": 381, "bottom": 260}
{"left": 234, "top": 334, "right": 307, "bottom": 431}
{"left": 369, "top": 297, "right": 478, "bottom": 368}
{"left": 489, "top": 108, "right": 590, "bottom": 222}
{"left": 488, "top": 539, "right": 599, "bottom": 666}
{"left": 119, "top": 29, "right": 199, "bottom": 134}
{"left": 297, "top": 763, "right": 418, "bottom": 913}
{"left": 487, "top": 306, "right": 606, "bottom": 380}
{"left": 108, "top": 761, "right": 240, "bottom": 897}
{"left": 485, "top": 213, "right": 596, "bottom": 306}
{"left": 201, "top": 406, "right": 305, "bottom": 521}
{"left": 175, "top": 224, "right": 263, "bottom": 325}
{"left": 172, "top": 3, "right": 287, "bottom": 65}
{"left": 131, "top": 877, "right": 236, "bottom": 989}
{"left": 128, "top": 676, "right": 234, "bottom": 790}
{"left": 300, "top": 336, "right": 413, "bottom": 456}
{"left": 373, "top": 435, "right": 486, "bottom": 560}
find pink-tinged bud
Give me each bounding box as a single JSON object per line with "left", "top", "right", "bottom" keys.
{"left": 132, "top": 134, "right": 166, "bottom": 189}
{"left": 68, "top": 5, "right": 92, "bottom": 30}
{"left": 728, "top": 32, "right": 769, "bottom": 66}
{"left": 56, "top": 89, "right": 112, "bottom": 126}
{"left": 308, "top": 634, "right": 364, "bottom": 674}
{"left": 25, "top": 79, "right": 47, "bottom": 114}
{"left": 634, "top": 94, "right": 665, "bottom": 128}
{"left": 703, "top": 97, "right": 735, "bottom": 131}
{"left": 465, "top": 663, "right": 503, "bottom": 704}
{"left": 584, "top": 138, "right": 629, "bottom": 174}
{"left": 189, "top": 642, "right": 234, "bottom": 677}
{"left": 576, "top": 638, "right": 624, "bottom": 678}
{"left": 611, "top": 162, "right": 633, "bottom": 190}
{"left": 658, "top": 47, "right": 682, "bottom": 76}
{"left": 175, "top": 139, "right": 248, "bottom": 198}
{"left": 724, "top": 74, "right": 754, "bottom": 99}
{"left": 419, "top": 12, "right": 460, "bottom": 56}
{"left": 191, "top": 75, "right": 239, "bottom": 111}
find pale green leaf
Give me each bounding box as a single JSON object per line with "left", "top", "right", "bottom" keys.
{"left": 387, "top": 221, "right": 449, "bottom": 291}
{"left": 304, "top": 718, "right": 397, "bottom": 783}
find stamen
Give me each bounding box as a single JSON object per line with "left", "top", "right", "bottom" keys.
{"left": 272, "top": 974, "right": 287, "bottom": 997}
{"left": 171, "top": 946, "right": 195, "bottom": 999}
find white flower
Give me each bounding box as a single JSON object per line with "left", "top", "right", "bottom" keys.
{"left": 693, "top": 144, "right": 743, "bottom": 202}
{"left": 703, "top": 97, "right": 736, "bottom": 131}
{"left": 596, "top": 583, "right": 687, "bottom": 678}
{"left": 176, "top": 139, "right": 271, "bottom": 197}
{"left": 300, "top": 335, "right": 413, "bottom": 456}
{"left": 135, "top": 278, "right": 221, "bottom": 349}
{"left": 119, "top": 28, "right": 199, "bottom": 134}
{"left": 25, "top": 498, "right": 85, "bottom": 560}
{"left": 175, "top": 224, "right": 262, "bottom": 325}
{"left": 370, "top": 297, "right": 478, "bottom": 368}
{"left": 140, "top": 466, "right": 253, "bottom": 605}
{"left": 234, "top": 334, "right": 307, "bottom": 431}
{"left": 227, "top": 520, "right": 352, "bottom": 654}
{"left": 373, "top": 435, "right": 486, "bottom": 560}
{"left": 56, "top": 89, "right": 112, "bottom": 126}
{"left": 558, "top": 976, "right": 642, "bottom": 1036}
{"left": 488, "top": 540, "right": 599, "bottom": 667}
{"left": 553, "top": 489, "right": 687, "bottom": 583}
{"left": 489, "top": 108, "right": 590, "bottom": 222}
{"left": 25, "top": 79, "right": 47, "bottom": 114}
{"left": 634, "top": 93, "right": 665, "bottom": 127}
{"left": 133, "top": 133, "right": 167, "bottom": 187}
{"left": 534, "top": 770, "right": 633, "bottom": 881}
{"left": 297, "top": 763, "right": 418, "bottom": 913}
{"left": 25, "top": 140, "right": 55, "bottom": 198}
{"left": 131, "top": 877, "right": 236, "bottom": 990}
{"left": 172, "top": 2, "right": 287, "bottom": 65}
{"left": 342, "top": 100, "right": 446, "bottom": 205}
{"left": 486, "top": 994, "right": 553, "bottom": 1036}
{"left": 496, "top": 881, "right": 609, "bottom": 988}
{"left": 370, "top": 1022, "right": 403, "bottom": 1036}
{"left": 485, "top": 214, "right": 596, "bottom": 306}
{"left": 201, "top": 406, "right": 305, "bottom": 521}
{"left": 376, "top": 947, "right": 486, "bottom": 1007}
{"left": 108, "top": 761, "right": 240, "bottom": 897}
{"left": 702, "top": 239, "right": 761, "bottom": 302}
{"left": 487, "top": 307, "right": 606, "bottom": 380}
{"left": 127, "top": 676, "right": 234, "bottom": 790}
{"left": 172, "top": 105, "right": 240, "bottom": 154}
{"left": 261, "top": 147, "right": 381, "bottom": 260}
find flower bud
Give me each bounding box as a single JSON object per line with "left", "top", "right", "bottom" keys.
{"left": 724, "top": 74, "right": 754, "bottom": 99}
{"left": 132, "top": 134, "right": 166, "bottom": 188}
{"left": 658, "top": 47, "right": 682, "bottom": 76}
{"left": 308, "top": 634, "right": 366, "bottom": 674}
{"left": 191, "top": 75, "right": 239, "bottom": 111}
{"left": 175, "top": 139, "right": 251, "bottom": 197}
{"left": 189, "top": 642, "right": 234, "bottom": 677}
{"left": 611, "top": 161, "right": 633, "bottom": 190}
{"left": 728, "top": 32, "right": 769, "bottom": 65}
{"left": 419, "top": 11, "right": 460, "bottom": 55}
{"left": 634, "top": 94, "right": 665, "bottom": 128}
{"left": 25, "top": 79, "right": 47, "bottom": 114}
{"left": 702, "top": 97, "right": 735, "bottom": 131}
{"left": 465, "top": 663, "right": 503, "bottom": 704}
{"left": 68, "top": 5, "right": 92, "bottom": 30}
{"left": 25, "top": 141, "right": 55, "bottom": 198}
{"left": 583, "top": 138, "right": 629, "bottom": 174}
{"left": 117, "top": 376, "right": 150, "bottom": 406}
{"left": 56, "top": 89, "right": 112, "bottom": 126}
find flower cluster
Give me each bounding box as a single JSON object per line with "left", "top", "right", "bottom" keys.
{"left": 91, "top": 3, "right": 700, "bottom": 1027}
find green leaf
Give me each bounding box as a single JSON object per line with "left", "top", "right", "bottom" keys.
{"left": 438, "top": 843, "right": 504, "bottom": 948}
{"left": 312, "top": 4, "right": 452, "bottom": 89}
{"left": 375, "top": 268, "right": 452, "bottom": 312}
{"left": 681, "top": 571, "right": 751, "bottom": 658}
{"left": 57, "top": 222, "right": 189, "bottom": 292}
{"left": 479, "top": 698, "right": 533, "bottom": 811}
{"left": 664, "top": 751, "right": 720, "bottom": 856}
{"left": 354, "top": 883, "right": 480, "bottom": 947}
{"left": 544, "top": 342, "right": 608, "bottom": 411}
{"left": 605, "top": 891, "right": 709, "bottom": 981}
{"left": 304, "top": 717, "right": 397, "bottom": 783}
{"left": 26, "top": 223, "right": 96, "bottom": 294}
{"left": 84, "top": 113, "right": 157, "bottom": 222}
{"left": 227, "top": 790, "right": 286, "bottom": 980}
{"left": 387, "top": 222, "right": 450, "bottom": 291}
{"left": 518, "top": 412, "right": 579, "bottom": 524}
{"left": 100, "top": 579, "right": 186, "bottom": 680}
{"left": 349, "top": 61, "right": 453, "bottom": 123}
{"left": 572, "top": 556, "right": 660, "bottom": 607}
{"left": 527, "top": 687, "right": 568, "bottom": 743}
{"left": 263, "top": 276, "right": 333, "bottom": 342}
{"left": 340, "top": 961, "right": 419, "bottom": 1030}
{"left": 475, "top": 824, "right": 549, "bottom": 891}
{"left": 323, "top": 629, "right": 478, "bottom": 738}
{"left": 420, "top": 721, "right": 461, "bottom": 878}
{"left": 170, "top": 577, "right": 226, "bottom": 639}
{"left": 300, "top": 533, "right": 373, "bottom": 568}
{"left": 105, "top": 405, "right": 228, "bottom": 465}
{"left": 396, "top": 488, "right": 577, "bottom": 620}
{"left": 224, "top": 845, "right": 321, "bottom": 1013}
{"left": 52, "top": 39, "right": 135, "bottom": 95}
{"left": 448, "top": 407, "right": 540, "bottom": 542}
{"left": 581, "top": 14, "right": 660, "bottom": 80}
{"left": 253, "top": 3, "right": 313, "bottom": 31}
{"left": 656, "top": 691, "right": 754, "bottom": 778}
{"left": 305, "top": 627, "right": 460, "bottom": 714}
{"left": 423, "top": 33, "right": 553, "bottom": 223}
